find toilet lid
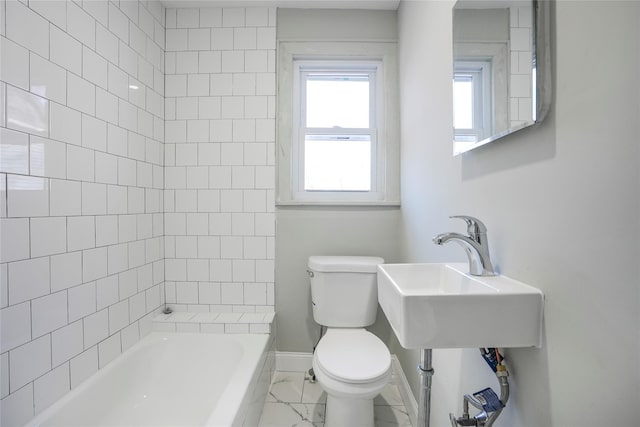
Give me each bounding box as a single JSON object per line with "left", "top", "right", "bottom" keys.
{"left": 315, "top": 329, "right": 391, "bottom": 384}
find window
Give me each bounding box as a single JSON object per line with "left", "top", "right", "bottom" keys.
{"left": 296, "top": 62, "right": 378, "bottom": 196}
{"left": 277, "top": 42, "right": 399, "bottom": 205}
{"left": 453, "top": 60, "right": 493, "bottom": 146}
{"left": 452, "top": 42, "right": 509, "bottom": 155}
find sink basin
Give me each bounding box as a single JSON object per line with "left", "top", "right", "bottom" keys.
{"left": 377, "top": 263, "right": 544, "bottom": 349}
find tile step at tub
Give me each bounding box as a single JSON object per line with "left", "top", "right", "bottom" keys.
{"left": 153, "top": 311, "right": 275, "bottom": 334}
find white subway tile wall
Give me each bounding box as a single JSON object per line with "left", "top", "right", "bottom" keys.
{"left": 509, "top": 5, "right": 534, "bottom": 127}
{"left": 1, "top": 3, "right": 276, "bottom": 425}
{"left": 0, "top": 1, "right": 166, "bottom": 425}
{"left": 163, "top": 7, "right": 276, "bottom": 314}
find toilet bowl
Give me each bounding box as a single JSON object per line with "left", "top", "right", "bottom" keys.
{"left": 312, "top": 328, "right": 391, "bottom": 426}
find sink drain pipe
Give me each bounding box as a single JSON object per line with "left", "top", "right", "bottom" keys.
{"left": 417, "top": 349, "right": 434, "bottom": 427}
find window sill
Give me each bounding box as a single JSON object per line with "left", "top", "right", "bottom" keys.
{"left": 276, "top": 200, "right": 401, "bottom": 207}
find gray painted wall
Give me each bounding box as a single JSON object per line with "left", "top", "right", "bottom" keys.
{"left": 277, "top": 8, "right": 397, "bottom": 41}
{"left": 453, "top": 8, "right": 509, "bottom": 42}
{"left": 397, "top": 1, "right": 639, "bottom": 426}
{"left": 274, "top": 8, "right": 401, "bottom": 352}
{"left": 275, "top": 207, "right": 401, "bottom": 351}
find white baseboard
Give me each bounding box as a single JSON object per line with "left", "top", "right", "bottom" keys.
{"left": 391, "top": 355, "right": 418, "bottom": 427}
{"left": 275, "top": 351, "right": 313, "bottom": 372}
{"left": 275, "top": 351, "right": 418, "bottom": 426}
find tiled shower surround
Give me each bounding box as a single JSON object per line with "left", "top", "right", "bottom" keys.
{"left": 0, "top": 1, "right": 276, "bottom": 425}
{"left": 163, "top": 7, "right": 276, "bottom": 314}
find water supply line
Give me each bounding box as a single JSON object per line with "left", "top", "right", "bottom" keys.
{"left": 449, "top": 348, "right": 510, "bottom": 427}
{"left": 307, "top": 325, "right": 325, "bottom": 383}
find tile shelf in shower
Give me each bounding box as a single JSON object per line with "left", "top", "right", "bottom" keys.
{"left": 152, "top": 311, "right": 276, "bottom": 334}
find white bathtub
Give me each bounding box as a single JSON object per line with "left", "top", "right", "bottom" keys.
{"left": 26, "top": 332, "right": 274, "bottom": 427}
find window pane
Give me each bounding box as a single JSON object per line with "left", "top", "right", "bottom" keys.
{"left": 453, "top": 75, "right": 473, "bottom": 129}
{"left": 306, "top": 75, "right": 370, "bottom": 128}
{"left": 304, "top": 135, "right": 371, "bottom": 191}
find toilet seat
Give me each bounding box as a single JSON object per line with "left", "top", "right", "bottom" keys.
{"left": 314, "top": 329, "right": 391, "bottom": 384}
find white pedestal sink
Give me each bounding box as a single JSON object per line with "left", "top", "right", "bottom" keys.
{"left": 377, "top": 263, "right": 544, "bottom": 349}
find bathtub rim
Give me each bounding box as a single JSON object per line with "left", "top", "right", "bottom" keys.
{"left": 24, "top": 332, "right": 271, "bottom": 427}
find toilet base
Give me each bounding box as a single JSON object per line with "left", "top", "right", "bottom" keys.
{"left": 325, "top": 394, "right": 374, "bottom": 427}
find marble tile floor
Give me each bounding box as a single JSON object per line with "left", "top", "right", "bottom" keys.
{"left": 258, "top": 370, "right": 413, "bottom": 427}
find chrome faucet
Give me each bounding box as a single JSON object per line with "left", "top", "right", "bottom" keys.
{"left": 433, "top": 216, "right": 496, "bottom": 276}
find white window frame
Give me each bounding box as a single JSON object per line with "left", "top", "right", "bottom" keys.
{"left": 454, "top": 60, "right": 493, "bottom": 143}
{"left": 293, "top": 60, "right": 381, "bottom": 201}
{"left": 452, "top": 42, "right": 508, "bottom": 155}
{"left": 277, "top": 41, "right": 400, "bottom": 206}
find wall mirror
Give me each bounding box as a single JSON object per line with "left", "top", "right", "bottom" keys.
{"left": 452, "top": 0, "right": 551, "bottom": 155}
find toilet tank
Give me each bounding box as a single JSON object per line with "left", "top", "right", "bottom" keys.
{"left": 308, "top": 256, "right": 385, "bottom": 328}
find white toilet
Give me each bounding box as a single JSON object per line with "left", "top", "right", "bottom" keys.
{"left": 308, "top": 256, "right": 391, "bottom": 427}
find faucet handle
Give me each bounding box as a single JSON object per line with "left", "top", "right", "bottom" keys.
{"left": 450, "top": 215, "right": 487, "bottom": 235}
